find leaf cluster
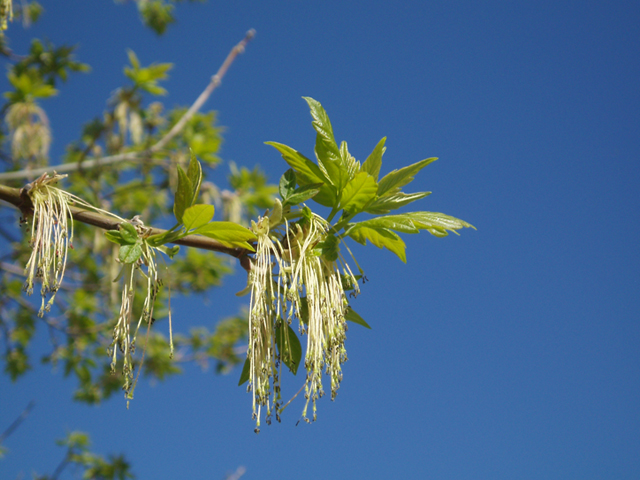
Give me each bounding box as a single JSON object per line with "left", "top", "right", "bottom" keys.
{"left": 135, "top": 0, "right": 206, "bottom": 35}
{"left": 269, "top": 97, "right": 474, "bottom": 263}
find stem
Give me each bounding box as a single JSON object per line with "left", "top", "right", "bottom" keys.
{"left": 0, "top": 184, "right": 252, "bottom": 270}
{"left": 0, "top": 29, "right": 257, "bottom": 182}
{"left": 326, "top": 206, "right": 340, "bottom": 223}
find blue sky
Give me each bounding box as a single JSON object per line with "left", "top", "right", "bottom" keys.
{"left": 1, "top": 1, "right": 639, "bottom": 478}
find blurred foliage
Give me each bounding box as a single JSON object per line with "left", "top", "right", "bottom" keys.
{"left": 0, "top": 0, "right": 271, "bottom": 414}
{"left": 0, "top": 0, "right": 270, "bottom": 476}
{"left": 132, "top": 0, "right": 206, "bottom": 35}
{"left": 31, "top": 431, "right": 134, "bottom": 480}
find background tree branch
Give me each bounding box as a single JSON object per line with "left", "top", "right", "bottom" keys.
{"left": 0, "top": 28, "right": 256, "bottom": 182}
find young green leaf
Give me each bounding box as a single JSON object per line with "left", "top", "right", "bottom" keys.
{"left": 283, "top": 183, "right": 323, "bottom": 206}
{"left": 182, "top": 204, "right": 215, "bottom": 231}
{"left": 276, "top": 323, "right": 302, "bottom": 375}
{"left": 339, "top": 171, "right": 378, "bottom": 215}
{"left": 238, "top": 357, "right": 250, "bottom": 386}
{"left": 118, "top": 222, "right": 139, "bottom": 244}
{"left": 126, "top": 49, "right": 140, "bottom": 70}
{"left": 194, "top": 221, "right": 257, "bottom": 250}
{"left": 173, "top": 166, "right": 192, "bottom": 224}
{"left": 104, "top": 230, "right": 127, "bottom": 246}
{"left": 298, "top": 296, "right": 309, "bottom": 325}
{"left": 405, "top": 211, "right": 475, "bottom": 236}
{"left": 146, "top": 230, "right": 185, "bottom": 247}
{"left": 265, "top": 141, "right": 337, "bottom": 206}
{"left": 186, "top": 151, "right": 203, "bottom": 205}
{"left": 119, "top": 243, "right": 143, "bottom": 264}
{"left": 157, "top": 245, "right": 180, "bottom": 258}
{"left": 348, "top": 225, "right": 407, "bottom": 262}
{"left": 265, "top": 199, "right": 282, "bottom": 230}
{"left": 365, "top": 191, "right": 431, "bottom": 214}
{"left": 344, "top": 307, "right": 371, "bottom": 329}
{"left": 361, "top": 137, "right": 386, "bottom": 181}
{"left": 316, "top": 234, "right": 340, "bottom": 262}
{"left": 349, "top": 214, "right": 421, "bottom": 234}
{"left": 340, "top": 141, "right": 360, "bottom": 182}
{"left": 350, "top": 212, "right": 474, "bottom": 239}
{"left": 279, "top": 169, "right": 297, "bottom": 201}
{"left": 377, "top": 157, "right": 437, "bottom": 197}
{"left": 303, "top": 97, "right": 346, "bottom": 192}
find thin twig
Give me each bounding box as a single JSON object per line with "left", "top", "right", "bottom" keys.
{"left": 0, "top": 29, "right": 256, "bottom": 182}
{"left": 0, "top": 401, "right": 35, "bottom": 444}
{"left": 279, "top": 381, "right": 308, "bottom": 414}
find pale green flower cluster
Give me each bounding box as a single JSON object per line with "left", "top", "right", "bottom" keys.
{"left": 247, "top": 207, "right": 359, "bottom": 431}
{"left": 108, "top": 222, "right": 162, "bottom": 404}
{"left": 22, "top": 173, "right": 74, "bottom": 317}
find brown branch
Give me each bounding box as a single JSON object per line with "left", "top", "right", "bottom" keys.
{"left": 0, "top": 29, "right": 256, "bottom": 182}
{"left": 0, "top": 183, "right": 253, "bottom": 270}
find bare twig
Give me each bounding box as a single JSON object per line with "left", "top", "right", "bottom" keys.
{"left": 0, "top": 29, "right": 256, "bottom": 182}
{"left": 0, "top": 401, "right": 35, "bottom": 445}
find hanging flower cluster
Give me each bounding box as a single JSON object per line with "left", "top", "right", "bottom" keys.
{"left": 246, "top": 204, "right": 360, "bottom": 431}
{"left": 22, "top": 172, "right": 74, "bottom": 317}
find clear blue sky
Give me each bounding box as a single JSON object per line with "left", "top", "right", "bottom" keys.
{"left": 1, "top": 1, "right": 639, "bottom": 478}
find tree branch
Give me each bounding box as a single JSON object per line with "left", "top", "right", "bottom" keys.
{"left": 0, "top": 401, "right": 35, "bottom": 445}
{"left": 0, "top": 29, "right": 256, "bottom": 182}
{"left": 0, "top": 184, "right": 253, "bottom": 270}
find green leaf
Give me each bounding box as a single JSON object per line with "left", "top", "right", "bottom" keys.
{"left": 269, "top": 198, "right": 283, "bottom": 228}
{"left": 303, "top": 97, "right": 346, "bottom": 192}
{"left": 279, "top": 169, "right": 296, "bottom": 201}
{"left": 406, "top": 211, "right": 475, "bottom": 236}
{"left": 276, "top": 323, "right": 302, "bottom": 375}
{"left": 156, "top": 245, "right": 180, "bottom": 258}
{"left": 146, "top": 229, "right": 185, "bottom": 247}
{"left": 173, "top": 166, "right": 192, "bottom": 224}
{"left": 361, "top": 137, "right": 386, "bottom": 181}
{"left": 119, "top": 243, "right": 143, "bottom": 264}
{"left": 345, "top": 307, "right": 371, "bottom": 329}
{"left": 298, "top": 296, "right": 309, "bottom": 325}
{"left": 238, "top": 357, "right": 250, "bottom": 386}
{"left": 194, "top": 222, "right": 257, "bottom": 250}
{"left": 186, "top": 151, "right": 203, "bottom": 205}
{"left": 339, "top": 171, "right": 378, "bottom": 214}
{"left": 284, "top": 183, "right": 323, "bottom": 206}
{"left": 124, "top": 49, "right": 172, "bottom": 95}
{"left": 349, "top": 214, "right": 421, "bottom": 234}
{"left": 339, "top": 140, "right": 360, "bottom": 182}
{"left": 349, "top": 211, "right": 474, "bottom": 241}
{"left": 365, "top": 191, "right": 431, "bottom": 214}
{"left": 182, "top": 204, "right": 215, "bottom": 231}
{"left": 5, "top": 71, "right": 58, "bottom": 102}
{"left": 265, "top": 141, "right": 337, "bottom": 206}
{"left": 126, "top": 49, "right": 140, "bottom": 70}
{"left": 118, "top": 222, "right": 139, "bottom": 244}
{"left": 316, "top": 234, "right": 340, "bottom": 262}
{"left": 348, "top": 225, "right": 407, "bottom": 262}
{"left": 266, "top": 142, "right": 326, "bottom": 185}
{"left": 377, "top": 157, "right": 437, "bottom": 197}
{"left": 104, "top": 230, "right": 127, "bottom": 246}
